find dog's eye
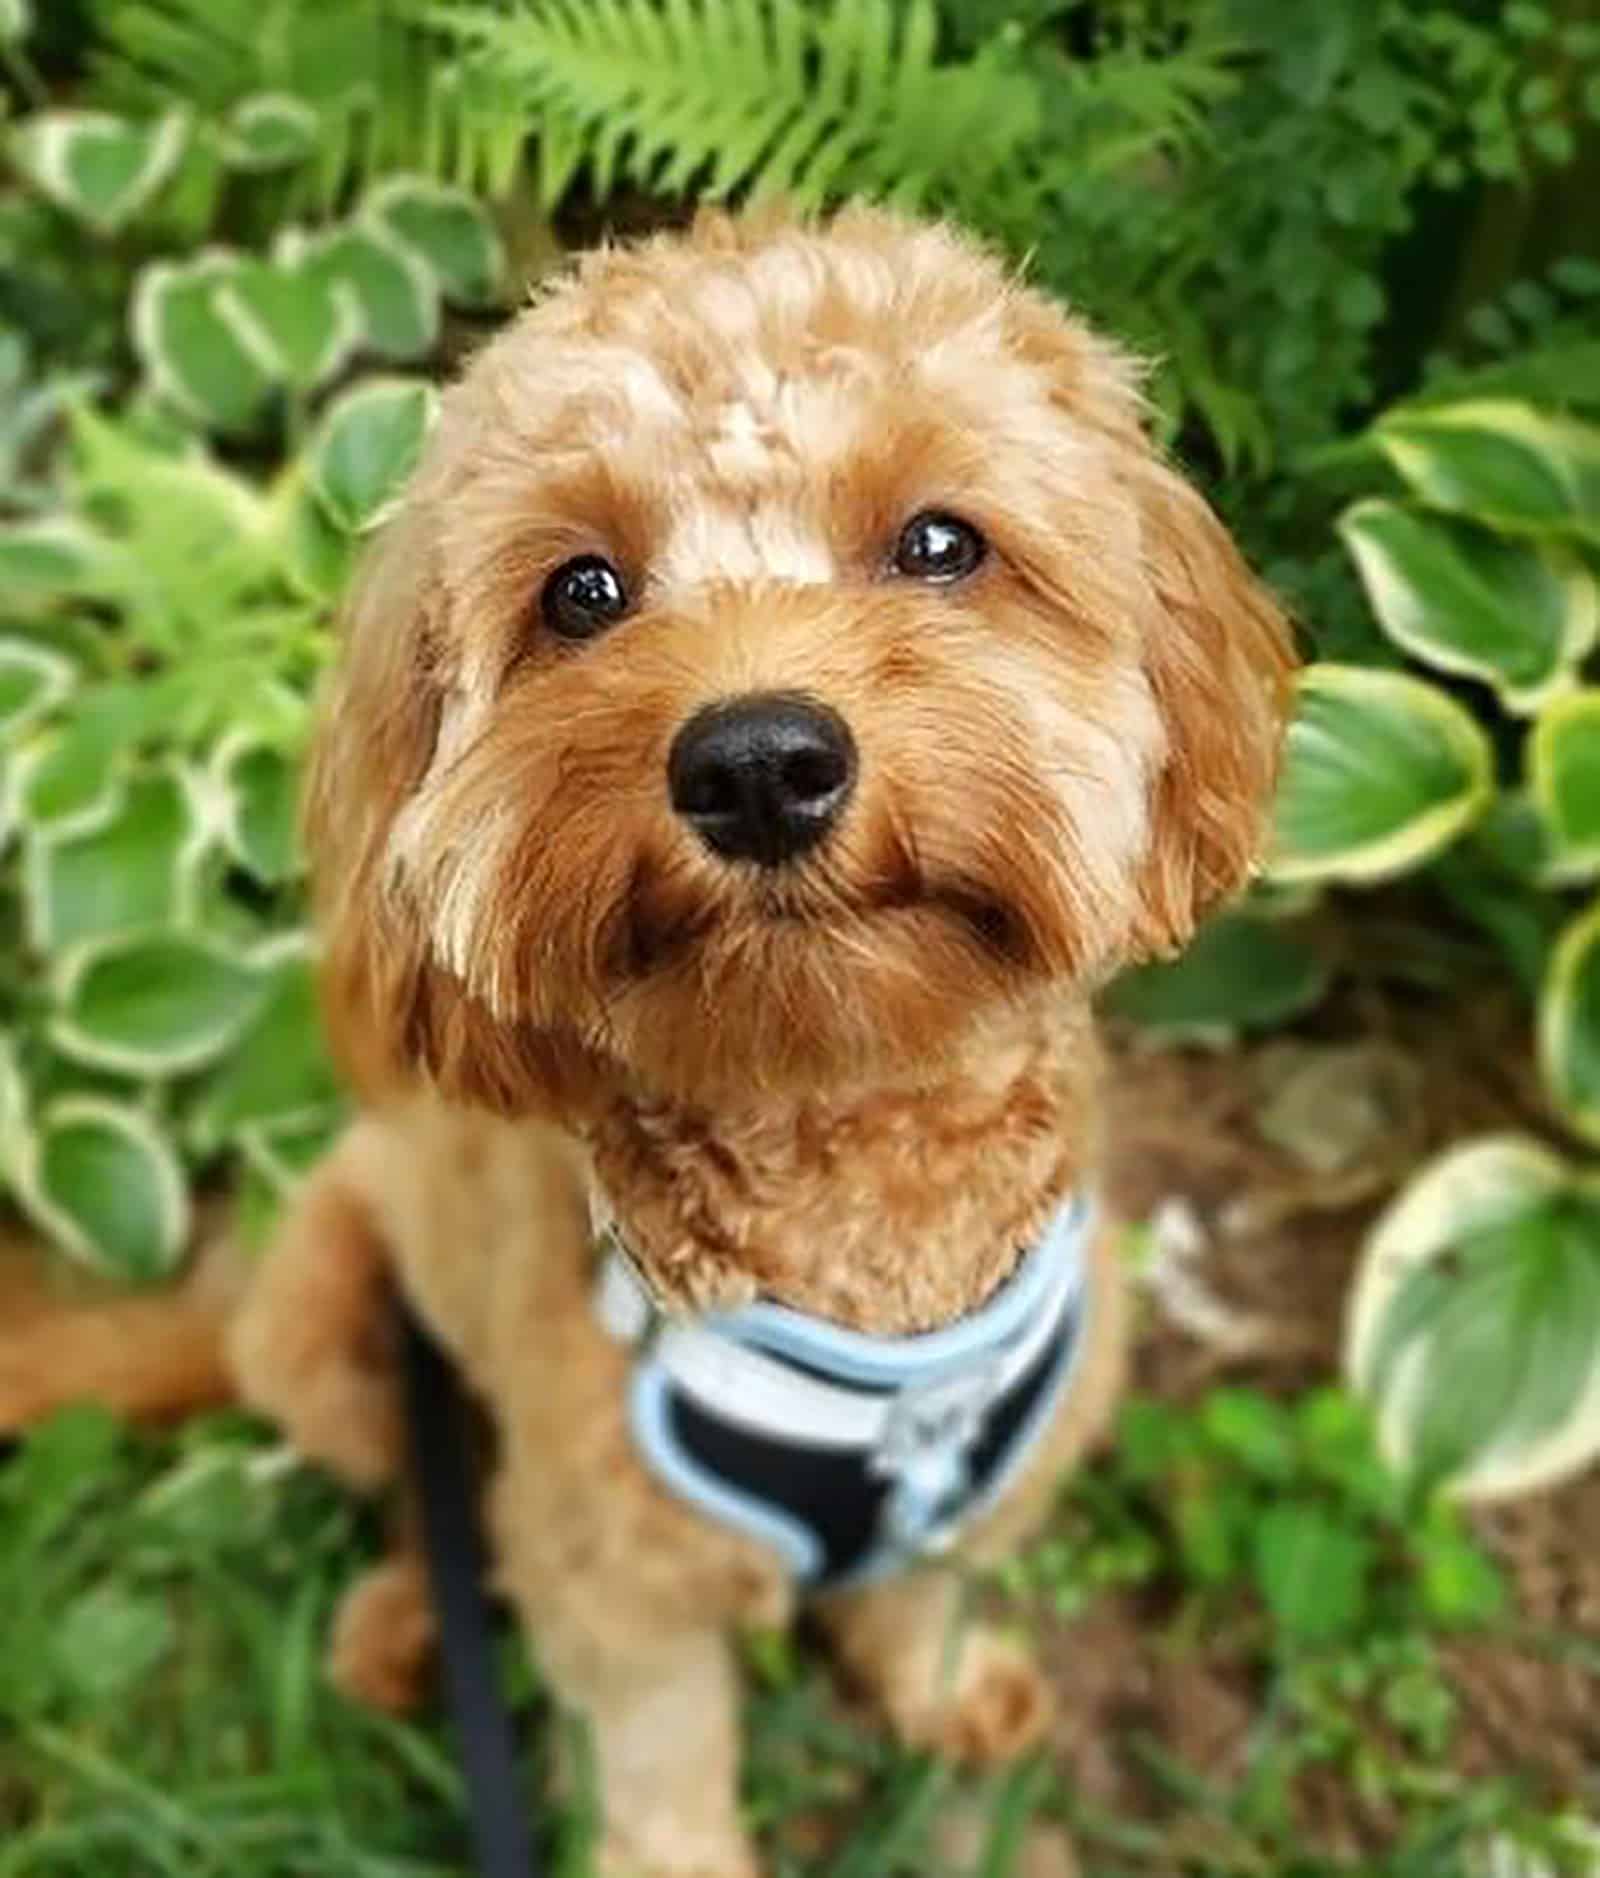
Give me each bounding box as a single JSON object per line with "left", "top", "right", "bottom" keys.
{"left": 892, "top": 511, "right": 986, "bottom": 584}
{"left": 541, "top": 555, "right": 631, "bottom": 640}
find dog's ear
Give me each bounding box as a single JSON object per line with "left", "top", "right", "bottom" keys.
{"left": 1126, "top": 453, "right": 1297, "bottom": 955}
{"left": 303, "top": 504, "right": 444, "bottom": 1101}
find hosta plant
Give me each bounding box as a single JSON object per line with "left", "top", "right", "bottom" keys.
{"left": 1263, "top": 395, "right": 1600, "bottom": 1500}
{"left": 0, "top": 383, "right": 437, "bottom": 1281}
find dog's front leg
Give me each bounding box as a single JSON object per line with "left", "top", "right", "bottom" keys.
{"left": 816, "top": 1568, "right": 1052, "bottom": 1766}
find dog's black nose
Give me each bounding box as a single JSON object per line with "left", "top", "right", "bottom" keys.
{"left": 669, "top": 693, "right": 857, "bottom": 866}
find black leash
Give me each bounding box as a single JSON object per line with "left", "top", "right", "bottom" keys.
{"left": 401, "top": 1308, "right": 540, "bottom": 1878}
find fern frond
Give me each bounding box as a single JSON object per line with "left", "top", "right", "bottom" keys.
{"left": 428, "top": 0, "right": 1042, "bottom": 214}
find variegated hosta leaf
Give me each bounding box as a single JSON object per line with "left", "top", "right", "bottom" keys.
{"left": 210, "top": 735, "right": 302, "bottom": 884}
{"left": 221, "top": 94, "right": 320, "bottom": 171}
{"left": 24, "top": 767, "right": 203, "bottom": 950}
{"left": 14, "top": 1099, "right": 189, "bottom": 1282}
{"left": 51, "top": 932, "right": 266, "bottom": 1078}
{"left": 0, "top": 516, "right": 113, "bottom": 608}
{"left": 217, "top": 250, "right": 361, "bottom": 394}
{"left": 1540, "top": 901, "right": 1600, "bottom": 1146}
{"left": 1339, "top": 498, "right": 1597, "bottom": 714}
{"left": 302, "top": 224, "right": 440, "bottom": 362}
{"left": 1530, "top": 691, "right": 1600, "bottom": 882}
{"left": 192, "top": 950, "right": 341, "bottom": 1143}
{"left": 1267, "top": 664, "right": 1493, "bottom": 885}
{"left": 1347, "top": 1135, "right": 1600, "bottom": 1499}
{"left": 1106, "top": 911, "right": 1330, "bottom": 1044}
{"left": 308, "top": 378, "right": 438, "bottom": 534}
{"left": 365, "top": 176, "right": 506, "bottom": 308}
{"left": 10, "top": 111, "right": 187, "bottom": 235}
{"left": 0, "top": 638, "right": 75, "bottom": 741}
{"left": 1375, "top": 400, "right": 1600, "bottom": 543}
{"left": 273, "top": 466, "right": 355, "bottom": 604}
{"left": 132, "top": 254, "right": 275, "bottom": 434}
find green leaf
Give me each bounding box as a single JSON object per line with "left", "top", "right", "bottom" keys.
{"left": 132, "top": 254, "right": 276, "bottom": 434}
{"left": 1347, "top": 1135, "right": 1600, "bottom": 1498}
{"left": 1268, "top": 665, "right": 1494, "bottom": 884}
{"left": 15, "top": 1098, "right": 189, "bottom": 1281}
{"left": 1339, "top": 499, "right": 1597, "bottom": 713}
{"left": 308, "top": 378, "right": 438, "bottom": 534}
{"left": 52, "top": 933, "right": 265, "bottom": 1078}
{"left": 212, "top": 735, "right": 302, "bottom": 884}
{"left": 10, "top": 111, "right": 187, "bottom": 235}
{"left": 1414, "top": 1521, "right": 1505, "bottom": 1626}
{"left": 194, "top": 951, "right": 341, "bottom": 1138}
{"left": 0, "top": 516, "right": 113, "bottom": 609}
{"left": 1530, "top": 690, "right": 1600, "bottom": 881}
{"left": 0, "top": 638, "right": 75, "bottom": 740}
{"left": 220, "top": 93, "right": 320, "bottom": 171}
{"left": 1540, "top": 901, "right": 1600, "bottom": 1144}
{"left": 217, "top": 249, "right": 361, "bottom": 394}
{"left": 24, "top": 769, "right": 200, "bottom": 950}
{"left": 1252, "top": 1501, "right": 1372, "bottom": 1645}
{"left": 303, "top": 224, "right": 440, "bottom": 363}
{"left": 54, "top": 1586, "right": 175, "bottom": 1703}
{"left": 1106, "top": 911, "right": 1328, "bottom": 1041}
{"left": 273, "top": 467, "right": 355, "bottom": 604}
{"left": 1375, "top": 400, "right": 1600, "bottom": 541}
{"left": 366, "top": 176, "right": 505, "bottom": 308}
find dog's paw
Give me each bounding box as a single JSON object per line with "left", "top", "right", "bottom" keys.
{"left": 888, "top": 1628, "right": 1053, "bottom": 1768}
{"left": 326, "top": 1556, "right": 436, "bottom": 1715}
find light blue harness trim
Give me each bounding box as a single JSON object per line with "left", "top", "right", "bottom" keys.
{"left": 603, "top": 1193, "right": 1095, "bottom": 1586}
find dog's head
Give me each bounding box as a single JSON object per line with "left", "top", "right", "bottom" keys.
{"left": 311, "top": 206, "right": 1294, "bottom": 1112}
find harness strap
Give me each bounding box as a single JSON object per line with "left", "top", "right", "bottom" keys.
{"left": 402, "top": 1308, "right": 539, "bottom": 1878}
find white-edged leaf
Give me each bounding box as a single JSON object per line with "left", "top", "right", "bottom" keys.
{"left": 365, "top": 175, "right": 505, "bottom": 308}
{"left": 221, "top": 94, "right": 320, "bottom": 171}
{"left": 23, "top": 767, "right": 204, "bottom": 950}
{"left": 0, "top": 1037, "right": 27, "bottom": 1186}
{"left": 271, "top": 464, "right": 355, "bottom": 604}
{"left": 1376, "top": 400, "right": 1600, "bottom": 542}
{"left": 0, "top": 637, "right": 75, "bottom": 740}
{"left": 308, "top": 377, "right": 437, "bottom": 533}
{"left": 1347, "top": 1135, "right": 1600, "bottom": 1499}
{"left": 216, "top": 249, "right": 361, "bottom": 394}
{"left": 132, "top": 253, "right": 276, "bottom": 434}
{"left": 302, "top": 223, "right": 440, "bottom": 362}
{"left": 11, "top": 111, "right": 187, "bottom": 234}
{"left": 1530, "top": 690, "right": 1600, "bottom": 883}
{"left": 1540, "top": 900, "right": 1600, "bottom": 1146}
{"left": 51, "top": 931, "right": 266, "bottom": 1078}
{"left": 13, "top": 1097, "right": 189, "bottom": 1282}
{"left": 237, "top": 1111, "right": 339, "bottom": 1195}
{"left": 0, "top": 515, "right": 114, "bottom": 608}
{"left": 0, "top": 0, "right": 32, "bottom": 44}
{"left": 210, "top": 733, "right": 302, "bottom": 883}
{"left": 1340, "top": 498, "right": 1597, "bottom": 713}
{"left": 1268, "top": 664, "right": 1494, "bottom": 884}
{"left": 193, "top": 948, "right": 340, "bottom": 1140}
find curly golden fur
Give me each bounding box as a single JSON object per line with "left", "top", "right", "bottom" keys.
{"left": 0, "top": 205, "right": 1293, "bottom": 1878}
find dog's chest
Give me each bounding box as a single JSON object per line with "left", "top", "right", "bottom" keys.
{"left": 591, "top": 1195, "right": 1093, "bottom": 1589}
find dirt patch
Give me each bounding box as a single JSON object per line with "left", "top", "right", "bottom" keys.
{"left": 1027, "top": 970, "right": 1600, "bottom": 1862}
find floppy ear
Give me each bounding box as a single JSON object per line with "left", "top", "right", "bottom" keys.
{"left": 303, "top": 503, "right": 444, "bottom": 1101}
{"left": 1126, "top": 453, "right": 1297, "bottom": 955}
{"left": 304, "top": 475, "right": 607, "bottom": 1116}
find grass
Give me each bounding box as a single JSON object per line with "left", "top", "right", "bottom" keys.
{"left": 1, "top": 1393, "right": 1595, "bottom": 1878}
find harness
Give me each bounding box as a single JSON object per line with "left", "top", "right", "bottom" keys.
{"left": 594, "top": 1194, "right": 1094, "bottom": 1588}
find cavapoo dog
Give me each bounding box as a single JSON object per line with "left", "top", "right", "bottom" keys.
{"left": 1, "top": 206, "right": 1293, "bottom": 1877}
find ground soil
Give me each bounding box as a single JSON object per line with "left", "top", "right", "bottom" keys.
{"left": 1028, "top": 967, "right": 1600, "bottom": 1864}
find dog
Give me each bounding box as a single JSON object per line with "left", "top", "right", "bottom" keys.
{"left": 3, "top": 206, "right": 1293, "bottom": 1877}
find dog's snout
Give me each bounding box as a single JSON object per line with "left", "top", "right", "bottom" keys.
{"left": 668, "top": 693, "right": 856, "bottom": 866}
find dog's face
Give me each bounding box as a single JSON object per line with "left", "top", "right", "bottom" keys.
{"left": 311, "top": 208, "right": 1293, "bottom": 1111}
